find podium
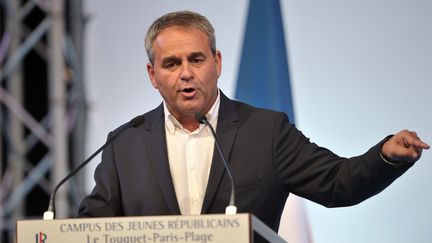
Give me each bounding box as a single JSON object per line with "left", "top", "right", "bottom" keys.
{"left": 17, "top": 213, "right": 286, "bottom": 243}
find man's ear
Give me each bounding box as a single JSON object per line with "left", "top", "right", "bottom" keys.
{"left": 215, "top": 50, "right": 222, "bottom": 77}
{"left": 147, "top": 63, "right": 158, "bottom": 89}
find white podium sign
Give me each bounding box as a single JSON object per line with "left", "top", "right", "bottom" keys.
{"left": 17, "top": 214, "right": 251, "bottom": 243}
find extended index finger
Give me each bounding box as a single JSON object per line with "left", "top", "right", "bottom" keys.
{"left": 403, "top": 133, "right": 430, "bottom": 150}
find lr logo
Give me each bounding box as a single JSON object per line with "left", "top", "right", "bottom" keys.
{"left": 35, "top": 232, "right": 47, "bottom": 243}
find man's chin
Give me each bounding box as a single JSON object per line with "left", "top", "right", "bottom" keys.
{"left": 182, "top": 108, "right": 201, "bottom": 116}
{"left": 179, "top": 102, "right": 203, "bottom": 113}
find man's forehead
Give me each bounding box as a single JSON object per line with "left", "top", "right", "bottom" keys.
{"left": 152, "top": 26, "right": 211, "bottom": 58}
{"left": 161, "top": 52, "right": 205, "bottom": 61}
{"left": 155, "top": 26, "right": 208, "bottom": 43}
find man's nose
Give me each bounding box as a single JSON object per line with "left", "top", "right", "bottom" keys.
{"left": 180, "top": 62, "right": 193, "bottom": 81}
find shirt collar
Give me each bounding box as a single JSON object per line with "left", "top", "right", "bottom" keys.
{"left": 164, "top": 89, "right": 220, "bottom": 134}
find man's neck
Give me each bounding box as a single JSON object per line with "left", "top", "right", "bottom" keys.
{"left": 177, "top": 116, "right": 200, "bottom": 132}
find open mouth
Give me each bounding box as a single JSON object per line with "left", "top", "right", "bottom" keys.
{"left": 179, "top": 87, "right": 197, "bottom": 98}
{"left": 182, "top": 88, "right": 195, "bottom": 93}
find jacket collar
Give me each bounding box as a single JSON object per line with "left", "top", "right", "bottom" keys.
{"left": 142, "top": 91, "right": 240, "bottom": 215}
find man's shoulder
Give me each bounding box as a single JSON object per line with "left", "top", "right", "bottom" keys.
{"left": 223, "top": 97, "right": 289, "bottom": 121}
{"left": 110, "top": 103, "right": 164, "bottom": 135}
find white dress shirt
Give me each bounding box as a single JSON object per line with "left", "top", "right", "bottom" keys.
{"left": 164, "top": 92, "right": 220, "bottom": 215}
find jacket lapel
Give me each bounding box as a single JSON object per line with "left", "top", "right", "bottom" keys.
{"left": 143, "top": 105, "right": 181, "bottom": 214}
{"left": 201, "top": 93, "right": 239, "bottom": 213}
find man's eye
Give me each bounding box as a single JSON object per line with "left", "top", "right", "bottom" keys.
{"left": 190, "top": 58, "right": 204, "bottom": 64}
{"left": 164, "top": 62, "right": 177, "bottom": 69}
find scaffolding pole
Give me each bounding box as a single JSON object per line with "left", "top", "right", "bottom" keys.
{"left": 0, "top": 0, "right": 87, "bottom": 241}
{"left": 48, "top": 0, "right": 68, "bottom": 219}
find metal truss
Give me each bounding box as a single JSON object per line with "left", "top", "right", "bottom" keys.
{"left": 0, "top": 0, "right": 86, "bottom": 242}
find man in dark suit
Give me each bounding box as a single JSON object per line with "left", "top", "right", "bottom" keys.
{"left": 78, "top": 10, "right": 429, "bottom": 234}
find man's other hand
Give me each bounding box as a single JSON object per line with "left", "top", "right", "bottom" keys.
{"left": 381, "top": 130, "right": 430, "bottom": 164}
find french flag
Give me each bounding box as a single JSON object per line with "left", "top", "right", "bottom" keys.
{"left": 235, "top": 0, "right": 313, "bottom": 242}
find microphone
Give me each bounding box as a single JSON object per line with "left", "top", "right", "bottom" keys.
{"left": 195, "top": 112, "right": 237, "bottom": 215}
{"left": 43, "top": 115, "right": 145, "bottom": 220}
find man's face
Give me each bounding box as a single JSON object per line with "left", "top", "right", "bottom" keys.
{"left": 147, "top": 26, "right": 221, "bottom": 121}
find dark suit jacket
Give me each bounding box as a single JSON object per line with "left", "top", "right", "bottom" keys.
{"left": 78, "top": 92, "right": 411, "bottom": 231}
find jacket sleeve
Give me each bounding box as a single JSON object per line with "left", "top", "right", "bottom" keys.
{"left": 273, "top": 113, "right": 413, "bottom": 207}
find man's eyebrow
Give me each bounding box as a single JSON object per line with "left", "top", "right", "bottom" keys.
{"left": 188, "top": 52, "right": 206, "bottom": 59}
{"left": 161, "top": 56, "right": 180, "bottom": 64}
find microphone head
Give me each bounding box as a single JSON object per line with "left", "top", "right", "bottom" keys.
{"left": 130, "top": 115, "right": 145, "bottom": 127}
{"left": 194, "top": 112, "right": 207, "bottom": 124}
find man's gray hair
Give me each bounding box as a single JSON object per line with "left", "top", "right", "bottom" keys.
{"left": 144, "top": 11, "right": 217, "bottom": 64}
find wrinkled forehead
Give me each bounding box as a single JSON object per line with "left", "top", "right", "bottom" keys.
{"left": 152, "top": 27, "right": 212, "bottom": 58}
{"left": 154, "top": 26, "right": 209, "bottom": 45}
